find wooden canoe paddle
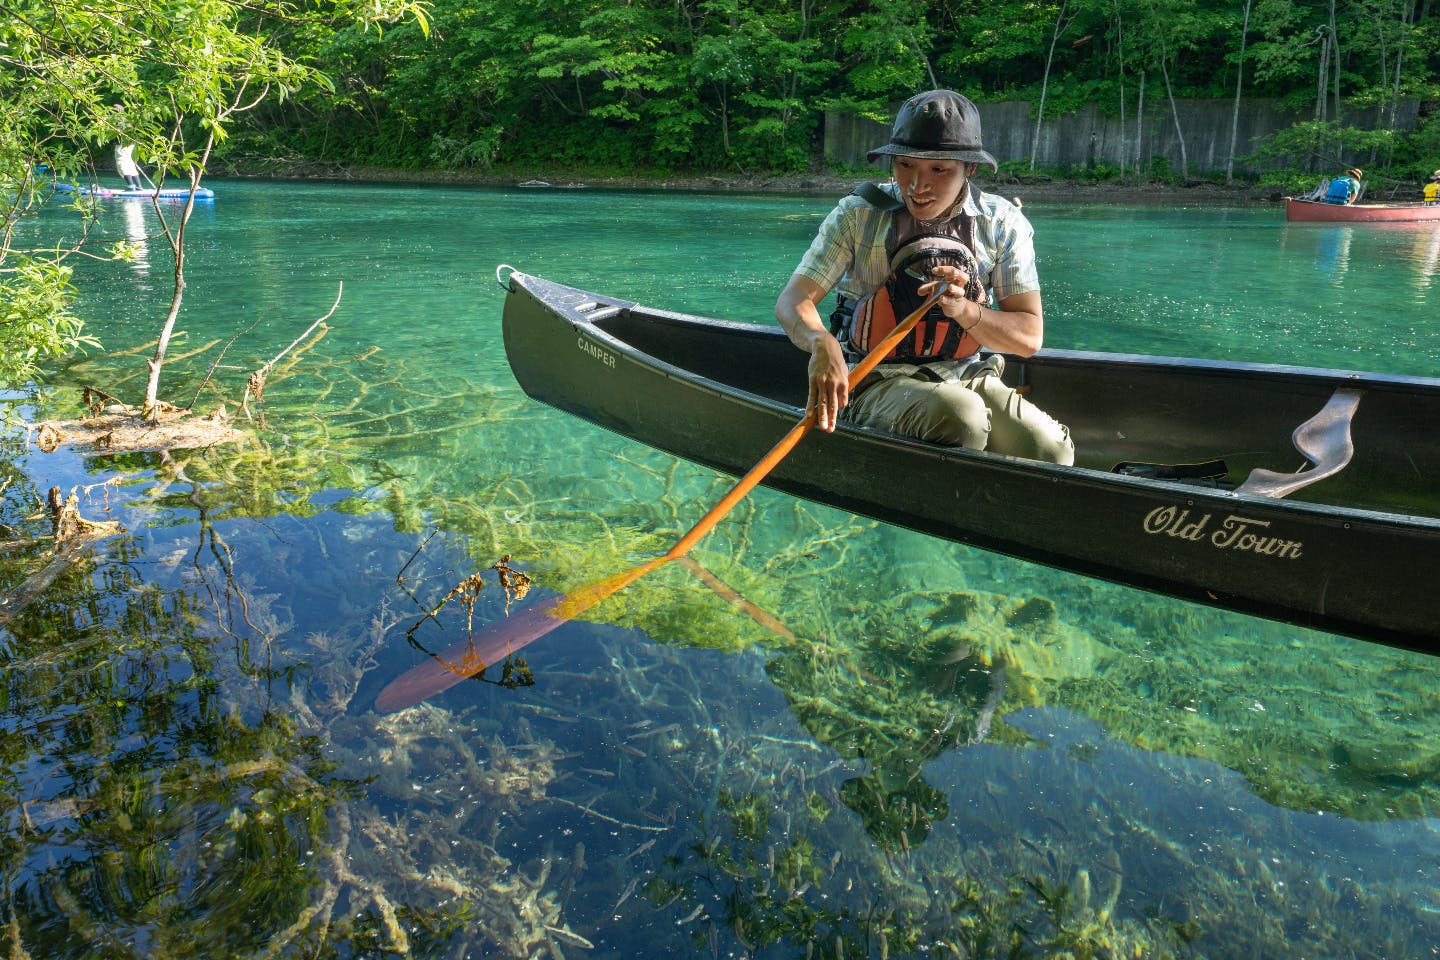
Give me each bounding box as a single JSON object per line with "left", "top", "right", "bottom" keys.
{"left": 373, "top": 281, "right": 952, "bottom": 714}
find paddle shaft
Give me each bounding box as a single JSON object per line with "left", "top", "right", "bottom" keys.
{"left": 665, "top": 279, "right": 953, "bottom": 558}
{"left": 373, "top": 282, "right": 951, "bottom": 712}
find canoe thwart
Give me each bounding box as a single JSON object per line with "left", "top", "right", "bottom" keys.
{"left": 1236, "top": 386, "right": 1363, "bottom": 498}
{"left": 576, "top": 301, "right": 623, "bottom": 322}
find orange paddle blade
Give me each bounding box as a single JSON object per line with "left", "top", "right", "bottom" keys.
{"left": 373, "top": 598, "right": 563, "bottom": 713}
{"left": 373, "top": 558, "right": 667, "bottom": 713}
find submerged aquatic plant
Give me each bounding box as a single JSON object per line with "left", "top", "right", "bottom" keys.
{"left": 665, "top": 775, "right": 1196, "bottom": 960}
{"left": 762, "top": 587, "right": 1061, "bottom": 850}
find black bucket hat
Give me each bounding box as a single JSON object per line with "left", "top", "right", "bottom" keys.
{"left": 867, "top": 90, "right": 998, "bottom": 172}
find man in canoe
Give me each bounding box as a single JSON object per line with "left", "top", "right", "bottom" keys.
{"left": 1324, "top": 167, "right": 1364, "bottom": 205}
{"left": 774, "top": 89, "right": 1074, "bottom": 465}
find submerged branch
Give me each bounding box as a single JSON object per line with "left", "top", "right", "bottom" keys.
{"left": 0, "top": 483, "right": 123, "bottom": 630}
{"left": 187, "top": 318, "right": 264, "bottom": 410}
{"left": 240, "top": 283, "right": 342, "bottom": 419}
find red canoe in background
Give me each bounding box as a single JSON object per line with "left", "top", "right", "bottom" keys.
{"left": 1286, "top": 197, "right": 1440, "bottom": 223}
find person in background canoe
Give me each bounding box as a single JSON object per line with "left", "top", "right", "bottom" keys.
{"left": 1324, "top": 167, "right": 1364, "bottom": 205}
{"left": 114, "top": 142, "right": 143, "bottom": 190}
{"left": 774, "top": 89, "right": 1074, "bottom": 465}
{"left": 1424, "top": 170, "right": 1439, "bottom": 207}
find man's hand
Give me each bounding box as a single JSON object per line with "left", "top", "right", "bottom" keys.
{"left": 918, "top": 264, "right": 973, "bottom": 320}
{"left": 777, "top": 273, "right": 852, "bottom": 432}
{"left": 806, "top": 332, "right": 850, "bottom": 432}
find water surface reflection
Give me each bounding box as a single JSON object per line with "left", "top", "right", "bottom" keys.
{"left": 5, "top": 184, "right": 1440, "bottom": 957}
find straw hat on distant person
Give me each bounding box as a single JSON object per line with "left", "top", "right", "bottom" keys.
{"left": 1431, "top": 169, "right": 1440, "bottom": 181}
{"left": 1347, "top": 167, "right": 1364, "bottom": 179}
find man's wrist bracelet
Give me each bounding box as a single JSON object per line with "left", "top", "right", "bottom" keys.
{"left": 961, "top": 302, "right": 981, "bottom": 332}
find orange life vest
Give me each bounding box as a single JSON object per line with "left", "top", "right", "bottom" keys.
{"left": 832, "top": 184, "right": 987, "bottom": 363}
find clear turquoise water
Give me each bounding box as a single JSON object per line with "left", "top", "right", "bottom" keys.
{"left": 4, "top": 181, "right": 1440, "bottom": 958}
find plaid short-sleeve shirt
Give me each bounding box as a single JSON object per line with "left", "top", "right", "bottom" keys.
{"left": 791, "top": 182, "right": 1040, "bottom": 305}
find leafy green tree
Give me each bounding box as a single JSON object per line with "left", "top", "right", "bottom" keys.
{"left": 1125, "top": 0, "right": 1232, "bottom": 178}
{"left": 837, "top": 0, "right": 940, "bottom": 98}
{"left": 685, "top": 0, "right": 832, "bottom": 170}
{"left": 287, "top": 0, "right": 523, "bottom": 168}
{"left": 942, "top": 1, "right": 1054, "bottom": 95}
{"left": 1227, "top": 0, "right": 1255, "bottom": 182}
{"left": 1030, "top": 0, "right": 1079, "bottom": 171}
{"left": 7, "top": 0, "right": 1440, "bottom": 216}
{"left": 0, "top": 259, "right": 96, "bottom": 389}
{"left": 0, "top": 9, "right": 108, "bottom": 389}
{"left": 0, "top": 0, "right": 429, "bottom": 399}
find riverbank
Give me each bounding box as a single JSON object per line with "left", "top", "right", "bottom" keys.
{"left": 215, "top": 158, "right": 1288, "bottom": 207}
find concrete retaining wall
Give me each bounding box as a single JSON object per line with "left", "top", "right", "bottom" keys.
{"left": 824, "top": 98, "right": 1418, "bottom": 176}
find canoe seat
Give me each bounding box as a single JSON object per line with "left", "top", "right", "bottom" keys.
{"left": 575, "top": 301, "right": 623, "bottom": 322}
{"left": 1235, "top": 386, "right": 1363, "bottom": 498}
{"left": 1113, "top": 458, "right": 1232, "bottom": 489}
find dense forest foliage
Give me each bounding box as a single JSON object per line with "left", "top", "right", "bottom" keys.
{"left": 233, "top": 0, "right": 1440, "bottom": 177}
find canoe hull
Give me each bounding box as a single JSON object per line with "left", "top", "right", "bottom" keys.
{"left": 501, "top": 272, "right": 1440, "bottom": 650}
{"left": 1285, "top": 197, "right": 1440, "bottom": 222}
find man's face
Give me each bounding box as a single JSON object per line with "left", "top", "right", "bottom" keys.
{"left": 894, "top": 156, "right": 976, "bottom": 219}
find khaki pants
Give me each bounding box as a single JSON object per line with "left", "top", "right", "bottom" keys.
{"left": 844, "top": 355, "right": 1075, "bottom": 465}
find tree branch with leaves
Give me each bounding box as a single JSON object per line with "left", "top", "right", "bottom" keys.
{"left": 0, "top": 0, "right": 429, "bottom": 405}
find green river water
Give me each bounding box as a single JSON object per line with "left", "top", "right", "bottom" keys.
{"left": 3, "top": 180, "right": 1440, "bottom": 958}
